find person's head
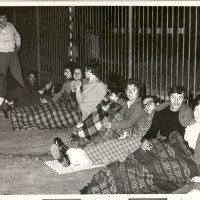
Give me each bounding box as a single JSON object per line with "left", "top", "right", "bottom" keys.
{"left": 168, "top": 85, "right": 186, "bottom": 112}
{"left": 0, "top": 9, "right": 7, "bottom": 25}
{"left": 26, "top": 70, "right": 37, "bottom": 85}
{"left": 73, "top": 67, "right": 83, "bottom": 81}
{"left": 126, "top": 79, "right": 142, "bottom": 102}
{"left": 191, "top": 94, "right": 200, "bottom": 123}
{"left": 106, "top": 73, "right": 126, "bottom": 95}
{"left": 142, "top": 95, "right": 160, "bottom": 114}
{"left": 84, "top": 62, "right": 100, "bottom": 79}
{"left": 63, "top": 61, "right": 78, "bottom": 80}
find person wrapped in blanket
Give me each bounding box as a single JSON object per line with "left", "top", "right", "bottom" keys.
{"left": 9, "top": 62, "right": 89, "bottom": 130}
{"left": 79, "top": 85, "right": 200, "bottom": 194}
{"left": 70, "top": 73, "right": 127, "bottom": 144}
{"left": 50, "top": 82, "right": 158, "bottom": 166}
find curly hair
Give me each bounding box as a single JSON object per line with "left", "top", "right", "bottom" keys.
{"left": 126, "top": 78, "right": 143, "bottom": 96}
{"left": 106, "top": 73, "right": 126, "bottom": 94}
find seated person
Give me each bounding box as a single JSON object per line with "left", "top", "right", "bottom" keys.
{"left": 6, "top": 70, "right": 52, "bottom": 107}
{"left": 74, "top": 62, "right": 107, "bottom": 120}
{"left": 141, "top": 85, "right": 193, "bottom": 146}
{"left": 10, "top": 62, "right": 83, "bottom": 131}
{"left": 50, "top": 95, "right": 159, "bottom": 166}
{"left": 79, "top": 87, "right": 199, "bottom": 194}
{"left": 71, "top": 73, "right": 127, "bottom": 142}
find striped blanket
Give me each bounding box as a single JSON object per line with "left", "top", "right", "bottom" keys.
{"left": 82, "top": 131, "right": 200, "bottom": 194}
{"left": 10, "top": 92, "right": 81, "bottom": 131}
{"left": 76, "top": 94, "right": 126, "bottom": 140}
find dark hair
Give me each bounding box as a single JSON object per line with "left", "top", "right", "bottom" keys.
{"left": 26, "top": 70, "right": 37, "bottom": 78}
{"left": 72, "top": 67, "right": 83, "bottom": 75}
{"left": 0, "top": 8, "right": 7, "bottom": 16}
{"left": 168, "top": 85, "right": 187, "bottom": 99}
{"left": 142, "top": 95, "right": 160, "bottom": 106}
{"left": 85, "top": 62, "right": 100, "bottom": 76}
{"left": 63, "top": 61, "right": 78, "bottom": 73}
{"left": 191, "top": 94, "right": 200, "bottom": 110}
{"left": 106, "top": 73, "right": 126, "bottom": 94}
{"left": 126, "top": 78, "right": 142, "bottom": 96}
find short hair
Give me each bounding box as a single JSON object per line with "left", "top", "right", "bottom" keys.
{"left": 168, "top": 85, "right": 187, "bottom": 99}
{"left": 63, "top": 61, "right": 78, "bottom": 73}
{"left": 142, "top": 95, "right": 160, "bottom": 106}
{"left": 85, "top": 62, "right": 100, "bottom": 76}
{"left": 106, "top": 73, "right": 126, "bottom": 94}
{"left": 191, "top": 94, "right": 200, "bottom": 110}
{"left": 126, "top": 78, "right": 143, "bottom": 96}
{"left": 0, "top": 8, "right": 7, "bottom": 16}
{"left": 27, "top": 70, "right": 37, "bottom": 78}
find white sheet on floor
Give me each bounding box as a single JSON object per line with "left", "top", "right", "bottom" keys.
{"left": 45, "top": 160, "right": 105, "bottom": 174}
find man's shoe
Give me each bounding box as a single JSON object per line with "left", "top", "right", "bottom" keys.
{"left": 53, "top": 137, "right": 69, "bottom": 153}
{"left": 50, "top": 144, "right": 71, "bottom": 167}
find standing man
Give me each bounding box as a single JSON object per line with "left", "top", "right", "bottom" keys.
{"left": 0, "top": 9, "right": 25, "bottom": 117}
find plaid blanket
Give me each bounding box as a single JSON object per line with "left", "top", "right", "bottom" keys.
{"left": 10, "top": 92, "right": 81, "bottom": 131}
{"left": 83, "top": 113, "right": 153, "bottom": 163}
{"left": 77, "top": 93, "right": 126, "bottom": 140}
{"left": 82, "top": 131, "right": 200, "bottom": 194}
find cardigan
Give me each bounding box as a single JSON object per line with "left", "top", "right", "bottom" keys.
{"left": 111, "top": 97, "right": 146, "bottom": 133}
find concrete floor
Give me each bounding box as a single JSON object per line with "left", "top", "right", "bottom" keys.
{"left": 0, "top": 113, "right": 100, "bottom": 195}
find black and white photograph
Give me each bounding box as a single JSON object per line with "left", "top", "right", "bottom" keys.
{"left": 0, "top": 0, "right": 200, "bottom": 197}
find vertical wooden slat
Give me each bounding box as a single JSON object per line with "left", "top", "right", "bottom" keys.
{"left": 128, "top": 6, "right": 133, "bottom": 78}
{"left": 150, "top": 6, "right": 154, "bottom": 94}
{"left": 113, "top": 7, "right": 116, "bottom": 73}
{"left": 159, "top": 7, "right": 163, "bottom": 99}
{"left": 187, "top": 7, "right": 191, "bottom": 100}
{"left": 142, "top": 7, "right": 145, "bottom": 87}
{"left": 36, "top": 7, "right": 41, "bottom": 84}
{"left": 193, "top": 7, "right": 198, "bottom": 98}
{"left": 170, "top": 7, "right": 174, "bottom": 87}
{"left": 176, "top": 7, "right": 179, "bottom": 84}
{"left": 181, "top": 7, "right": 185, "bottom": 86}
{"left": 108, "top": 7, "right": 110, "bottom": 76}
{"left": 117, "top": 6, "right": 120, "bottom": 75}
{"left": 124, "top": 7, "right": 128, "bottom": 79}
{"left": 133, "top": 7, "right": 136, "bottom": 79}
{"left": 165, "top": 7, "right": 169, "bottom": 101}
{"left": 155, "top": 6, "right": 158, "bottom": 96}
{"left": 104, "top": 7, "right": 107, "bottom": 82}
{"left": 121, "top": 7, "right": 124, "bottom": 77}
{"left": 138, "top": 7, "right": 140, "bottom": 79}
{"left": 110, "top": 7, "right": 113, "bottom": 74}
{"left": 146, "top": 7, "right": 149, "bottom": 94}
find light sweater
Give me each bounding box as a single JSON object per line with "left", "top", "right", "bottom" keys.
{"left": 0, "top": 22, "right": 21, "bottom": 52}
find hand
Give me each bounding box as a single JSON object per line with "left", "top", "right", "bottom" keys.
{"left": 102, "top": 121, "right": 111, "bottom": 129}
{"left": 40, "top": 98, "right": 49, "bottom": 104}
{"left": 75, "top": 80, "right": 82, "bottom": 90}
{"left": 15, "top": 46, "right": 20, "bottom": 53}
{"left": 45, "top": 81, "right": 53, "bottom": 90}
{"left": 38, "top": 89, "right": 44, "bottom": 94}
{"left": 141, "top": 140, "right": 152, "bottom": 151}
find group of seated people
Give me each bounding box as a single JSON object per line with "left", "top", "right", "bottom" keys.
{"left": 0, "top": 61, "right": 200, "bottom": 194}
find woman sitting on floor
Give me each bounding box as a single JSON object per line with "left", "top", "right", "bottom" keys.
{"left": 50, "top": 95, "right": 160, "bottom": 167}
{"left": 71, "top": 73, "right": 127, "bottom": 143}
{"left": 80, "top": 85, "right": 200, "bottom": 194}
{"left": 10, "top": 62, "right": 86, "bottom": 131}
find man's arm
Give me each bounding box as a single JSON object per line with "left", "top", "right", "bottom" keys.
{"left": 12, "top": 24, "right": 21, "bottom": 48}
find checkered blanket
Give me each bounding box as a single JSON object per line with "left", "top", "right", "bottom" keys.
{"left": 10, "top": 92, "right": 81, "bottom": 131}
{"left": 83, "top": 114, "right": 153, "bottom": 163}
{"left": 77, "top": 94, "right": 126, "bottom": 140}
{"left": 82, "top": 131, "right": 200, "bottom": 194}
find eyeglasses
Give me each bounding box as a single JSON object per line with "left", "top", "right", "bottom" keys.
{"left": 141, "top": 101, "right": 155, "bottom": 109}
